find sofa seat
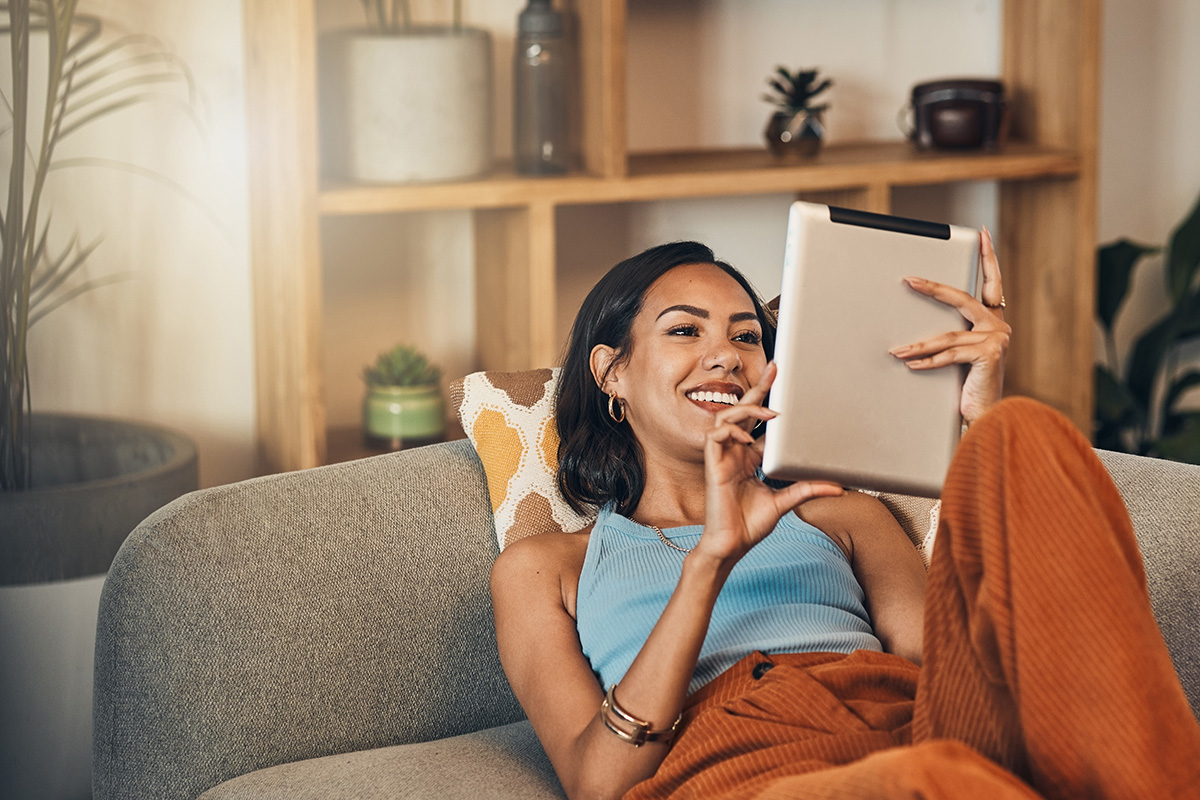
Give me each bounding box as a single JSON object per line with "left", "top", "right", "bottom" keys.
{"left": 199, "top": 720, "right": 563, "bottom": 800}
{"left": 93, "top": 438, "right": 1200, "bottom": 800}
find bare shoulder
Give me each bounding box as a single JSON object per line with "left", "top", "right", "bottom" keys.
{"left": 491, "top": 526, "right": 593, "bottom": 615}
{"left": 794, "top": 491, "right": 899, "bottom": 558}
{"left": 492, "top": 527, "right": 591, "bottom": 581}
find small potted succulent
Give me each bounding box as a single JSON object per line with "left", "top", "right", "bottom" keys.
{"left": 762, "top": 66, "right": 832, "bottom": 158}
{"left": 362, "top": 344, "right": 446, "bottom": 450}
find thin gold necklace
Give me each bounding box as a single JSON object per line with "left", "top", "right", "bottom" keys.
{"left": 648, "top": 524, "right": 693, "bottom": 554}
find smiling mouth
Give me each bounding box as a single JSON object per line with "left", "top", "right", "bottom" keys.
{"left": 686, "top": 390, "right": 739, "bottom": 406}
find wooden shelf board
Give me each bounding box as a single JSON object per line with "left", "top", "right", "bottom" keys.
{"left": 317, "top": 141, "right": 1081, "bottom": 216}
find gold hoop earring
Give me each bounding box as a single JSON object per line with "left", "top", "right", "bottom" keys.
{"left": 608, "top": 394, "right": 625, "bottom": 424}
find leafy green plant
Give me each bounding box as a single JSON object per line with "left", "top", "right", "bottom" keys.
{"left": 1, "top": 0, "right": 196, "bottom": 490}
{"left": 1095, "top": 189, "right": 1200, "bottom": 463}
{"left": 762, "top": 66, "right": 831, "bottom": 116}
{"left": 359, "top": 0, "right": 463, "bottom": 33}
{"left": 363, "top": 343, "right": 441, "bottom": 387}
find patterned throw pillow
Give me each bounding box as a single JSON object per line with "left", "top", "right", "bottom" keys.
{"left": 864, "top": 491, "right": 941, "bottom": 567}
{"left": 450, "top": 369, "right": 597, "bottom": 551}
{"left": 451, "top": 368, "right": 940, "bottom": 562}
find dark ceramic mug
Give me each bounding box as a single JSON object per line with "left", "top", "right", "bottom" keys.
{"left": 901, "top": 78, "right": 1008, "bottom": 150}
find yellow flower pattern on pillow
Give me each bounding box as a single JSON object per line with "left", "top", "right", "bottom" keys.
{"left": 450, "top": 369, "right": 597, "bottom": 551}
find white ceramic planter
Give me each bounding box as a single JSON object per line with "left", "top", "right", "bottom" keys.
{"left": 322, "top": 27, "right": 493, "bottom": 184}
{"left": 0, "top": 415, "right": 198, "bottom": 799}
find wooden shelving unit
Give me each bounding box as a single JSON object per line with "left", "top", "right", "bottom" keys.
{"left": 243, "top": 0, "right": 1100, "bottom": 474}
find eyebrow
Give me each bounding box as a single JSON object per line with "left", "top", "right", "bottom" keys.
{"left": 655, "top": 305, "right": 760, "bottom": 325}
{"left": 656, "top": 304, "right": 708, "bottom": 320}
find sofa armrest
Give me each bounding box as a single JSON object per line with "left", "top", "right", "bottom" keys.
{"left": 93, "top": 439, "right": 525, "bottom": 800}
{"left": 1098, "top": 449, "right": 1200, "bottom": 717}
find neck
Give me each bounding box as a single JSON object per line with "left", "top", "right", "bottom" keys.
{"left": 631, "top": 455, "right": 706, "bottom": 528}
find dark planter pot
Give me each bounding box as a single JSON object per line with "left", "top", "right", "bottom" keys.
{"left": 764, "top": 111, "right": 825, "bottom": 158}
{"left": 0, "top": 414, "right": 199, "bottom": 586}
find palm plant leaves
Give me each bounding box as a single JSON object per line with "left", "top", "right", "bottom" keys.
{"left": 2, "top": 0, "right": 196, "bottom": 489}
{"left": 764, "top": 66, "right": 831, "bottom": 114}
{"left": 1096, "top": 188, "right": 1200, "bottom": 464}
{"left": 1096, "top": 239, "right": 1158, "bottom": 333}
{"left": 1163, "top": 371, "right": 1200, "bottom": 425}
{"left": 1167, "top": 191, "right": 1200, "bottom": 302}
{"left": 1154, "top": 413, "right": 1200, "bottom": 462}
{"left": 360, "top": 0, "right": 412, "bottom": 33}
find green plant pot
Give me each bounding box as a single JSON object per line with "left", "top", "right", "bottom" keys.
{"left": 363, "top": 384, "right": 446, "bottom": 450}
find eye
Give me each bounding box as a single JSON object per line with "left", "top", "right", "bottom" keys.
{"left": 667, "top": 324, "right": 699, "bottom": 337}
{"left": 733, "top": 330, "right": 762, "bottom": 345}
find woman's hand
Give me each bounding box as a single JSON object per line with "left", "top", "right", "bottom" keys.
{"left": 889, "top": 226, "right": 1011, "bottom": 425}
{"left": 698, "top": 362, "right": 842, "bottom": 563}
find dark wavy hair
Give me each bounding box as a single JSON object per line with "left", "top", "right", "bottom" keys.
{"left": 555, "top": 241, "right": 777, "bottom": 516}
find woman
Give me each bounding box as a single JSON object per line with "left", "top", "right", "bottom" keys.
{"left": 490, "top": 237, "right": 1200, "bottom": 799}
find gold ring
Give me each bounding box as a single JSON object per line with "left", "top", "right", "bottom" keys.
{"left": 985, "top": 295, "right": 1006, "bottom": 310}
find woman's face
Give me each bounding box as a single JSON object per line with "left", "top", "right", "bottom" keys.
{"left": 594, "top": 262, "right": 767, "bottom": 461}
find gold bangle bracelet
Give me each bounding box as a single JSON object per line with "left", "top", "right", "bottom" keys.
{"left": 599, "top": 684, "right": 682, "bottom": 747}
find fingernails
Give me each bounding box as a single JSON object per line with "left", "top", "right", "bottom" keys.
{"left": 889, "top": 344, "right": 911, "bottom": 356}
{"left": 903, "top": 276, "right": 926, "bottom": 288}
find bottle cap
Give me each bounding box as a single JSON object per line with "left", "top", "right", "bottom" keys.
{"left": 518, "top": 0, "right": 563, "bottom": 36}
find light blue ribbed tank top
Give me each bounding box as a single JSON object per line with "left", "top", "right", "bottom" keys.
{"left": 576, "top": 504, "right": 881, "bottom": 694}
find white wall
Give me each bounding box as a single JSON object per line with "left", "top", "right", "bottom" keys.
{"left": 16, "top": 0, "right": 1200, "bottom": 488}
{"left": 1097, "top": 0, "right": 1200, "bottom": 406}
{"left": 21, "top": 0, "right": 254, "bottom": 490}
{"left": 4, "top": 3, "right": 1197, "bottom": 799}
{"left": 3, "top": 5, "right": 252, "bottom": 798}
{"left": 319, "top": 0, "right": 1002, "bottom": 426}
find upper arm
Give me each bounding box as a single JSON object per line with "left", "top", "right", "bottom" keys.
{"left": 490, "top": 535, "right": 605, "bottom": 785}
{"left": 799, "top": 492, "right": 926, "bottom": 664}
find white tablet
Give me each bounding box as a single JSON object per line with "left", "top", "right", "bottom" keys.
{"left": 761, "top": 201, "right": 981, "bottom": 498}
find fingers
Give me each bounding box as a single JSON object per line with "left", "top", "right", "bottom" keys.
{"left": 715, "top": 402, "right": 776, "bottom": 426}
{"left": 897, "top": 342, "right": 1002, "bottom": 371}
{"left": 707, "top": 419, "right": 758, "bottom": 448}
{"left": 740, "top": 360, "right": 777, "bottom": 408}
{"left": 892, "top": 326, "right": 1003, "bottom": 362}
{"left": 713, "top": 394, "right": 777, "bottom": 439}
{"left": 777, "top": 479, "right": 844, "bottom": 509}
{"left": 901, "top": 275, "right": 995, "bottom": 328}
{"left": 902, "top": 226, "right": 1007, "bottom": 326}
{"left": 980, "top": 226, "right": 1005, "bottom": 319}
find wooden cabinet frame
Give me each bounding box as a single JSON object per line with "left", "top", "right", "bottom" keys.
{"left": 243, "top": 0, "right": 1100, "bottom": 474}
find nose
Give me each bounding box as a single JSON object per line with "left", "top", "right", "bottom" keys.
{"left": 702, "top": 338, "right": 742, "bottom": 372}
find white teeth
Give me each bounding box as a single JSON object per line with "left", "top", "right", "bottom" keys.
{"left": 688, "top": 390, "right": 738, "bottom": 405}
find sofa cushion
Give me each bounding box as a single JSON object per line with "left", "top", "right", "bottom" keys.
{"left": 450, "top": 369, "right": 596, "bottom": 550}
{"left": 197, "top": 720, "right": 565, "bottom": 800}
{"left": 1097, "top": 448, "right": 1200, "bottom": 717}
{"left": 93, "top": 439, "right": 527, "bottom": 800}
{"left": 451, "top": 369, "right": 941, "bottom": 560}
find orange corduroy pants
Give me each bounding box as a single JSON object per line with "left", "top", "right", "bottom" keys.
{"left": 624, "top": 397, "right": 1200, "bottom": 799}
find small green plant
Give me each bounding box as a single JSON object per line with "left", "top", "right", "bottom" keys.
{"left": 359, "top": 0, "right": 462, "bottom": 33}
{"left": 1094, "top": 189, "right": 1200, "bottom": 463}
{"left": 762, "top": 66, "right": 831, "bottom": 116}
{"left": 363, "top": 344, "right": 441, "bottom": 387}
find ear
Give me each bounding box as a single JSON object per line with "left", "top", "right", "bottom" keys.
{"left": 590, "top": 344, "right": 621, "bottom": 394}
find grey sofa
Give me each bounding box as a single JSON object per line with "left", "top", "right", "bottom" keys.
{"left": 93, "top": 439, "right": 1200, "bottom": 800}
